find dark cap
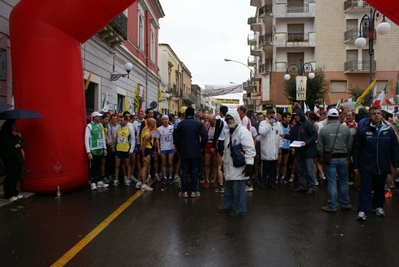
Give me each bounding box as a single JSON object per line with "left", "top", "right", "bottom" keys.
{"left": 225, "top": 114, "right": 234, "bottom": 120}
{"left": 319, "top": 111, "right": 326, "bottom": 115}
{"left": 266, "top": 109, "right": 275, "bottom": 114}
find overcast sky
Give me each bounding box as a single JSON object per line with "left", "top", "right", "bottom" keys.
{"left": 158, "top": 0, "right": 256, "bottom": 87}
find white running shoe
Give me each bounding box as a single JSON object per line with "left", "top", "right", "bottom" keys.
{"left": 91, "top": 183, "right": 98, "bottom": 190}
{"left": 16, "top": 194, "right": 24, "bottom": 199}
{"left": 9, "top": 196, "right": 18, "bottom": 202}
{"left": 113, "top": 179, "right": 120, "bottom": 187}
{"left": 141, "top": 184, "right": 153, "bottom": 191}
{"left": 130, "top": 175, "right": 138, "bottom": 183}
{"left": 136, "top": 181, "right": 142, "bottom": 189}
{"left": 124, "top": 176, "right": 131, "bottom": 186}
{"left": 146, "top": 175, "right": 152, "bottom": 183}
{"left": 97, "top": 181, "right": 109, "bottom": 188}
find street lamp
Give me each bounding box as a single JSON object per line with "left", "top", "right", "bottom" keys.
{"left": 224, "top": 58, "right": 255, "bottom": 91}
{"left": 355, "top": 9, "right": 390, "bottom": 84}
{"left": 110, "top": 62, "right": 134, "bottom": 81}
{"left": 284, "top": 59, "right": 315, "bottom": 108}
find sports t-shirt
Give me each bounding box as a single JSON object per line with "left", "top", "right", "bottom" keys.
{"left": 154, "top": 125, "right": 174, "bottom": 151}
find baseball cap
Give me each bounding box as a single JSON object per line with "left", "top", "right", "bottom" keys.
{"left": 225, "top": 114, "right": 234, "bottom": 120}
{"left": 137, "top": 109, "right": 144, "bottom": 115}
{"left": 267, "top": 109, "right": 275, "bottom": 114}
{"left": 327, "top": 108, "right": 339, "bottom": 118}
{"left": 179, "top": 106, "right": 187, "bottom": 113}
{"left": 92, "top": 111, "right": 103, "bottom": 117}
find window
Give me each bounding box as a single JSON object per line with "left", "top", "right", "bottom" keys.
{"left": 330, "top": 80, "right": 348, "bottom": 93}
{"left": 138, "top": 5, "right": 145, "bottom": 51}
{"left": 287, "top": 52, "right": 305, "bottom": 69}
{"left": 287, "top": 24, "right": 305, "bottom": 41}
{"left": 117, "top": 94, "right": 124, "bottom": 113}
{"left": 150, "top": 29, "right": 155, "bottom": 62}
{"left": 85, "top": 81, "right": 96, "bottom": 113}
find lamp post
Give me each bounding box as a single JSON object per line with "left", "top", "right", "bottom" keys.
{"left": 355, "top": 9, "right": 390, "bottom": 105}
{"left": 110, "top": 62, "right": 134, "bottom": 81}
{"left": 224, "top": 58, "right": 255, "bottom": 91}
{"left": 284, "top": 59, "right": 315, "bottom": 109}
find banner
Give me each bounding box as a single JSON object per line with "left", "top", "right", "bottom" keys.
{"left": 202, "top": 84, "right": 243, "bottom": 97}
{"left": 296, "top": 76, "right": 307, "bottom": 101}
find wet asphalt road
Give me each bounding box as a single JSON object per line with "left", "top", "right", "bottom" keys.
{"left": 1, "top": 180, "right": 399, "bottom": 267}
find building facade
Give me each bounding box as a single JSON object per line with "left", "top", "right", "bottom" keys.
{"left": 249, "top": 0, "right": 399, "bottom": 110}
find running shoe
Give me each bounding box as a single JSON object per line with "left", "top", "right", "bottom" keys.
{"left": 385, "top": 190, "right": 393, "bottom": 199}
{"left": 91, "top": 183, "right": 97, "bottom": 191}
{"left": 179, "top": 191, "right": 188, "bottom": 198}
{"left": 212, "top": 180, "right": 218, "bottom": 188}
{"left": 161, "top": 178, "right": 167, "bottom": 184}
{"left": 246, "top": 184, "right": 254, "bottom": 192}
{"left": 141, "top": 184, "right": 153, "bottom": 191}
{"left": 288, "top": 175, "right": 295, "bottom": 183}
{"left": 124, "top": 176, "right": 131, "bottom": 187}
{"left": 113, "top": 179, "right": 120, "bottom": 187}
{"left": 357, "top": 211, "right": 367, "bottom": 221}
{"left": 203, "top": 181, "right": 210, "bottom": 188}
{"left": 155, "top": 173, "right": 161, "bottom": 182}
{"left": 16, "top": 194, "right": 24, "bottom": 199}
{"left": 135, "top": 181, "right": 142, "bottom": 189}
{"left": 97, "top": 181, "right": 109, "bottom": 188}
{"left": 130, "top": 175, "right": 138, "bottom": 183}
{"left": 280, "top": 178, "right": 288, "bottom": 185}
{"left": 103, "top": 177, "right": 111, "bottom": 184}
{"left": 8, "top": 196, "right": 18, "bottom": 202}
{"left": 374, "top": 207, "right": 385, "bottom": 217}
{"left": 191, "top": 191, "right": 200, "bottom": 198}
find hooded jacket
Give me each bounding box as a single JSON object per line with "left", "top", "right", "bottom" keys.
{"left": 223, "top": 110, "right": 256, "bottom": 180}
{"left": 284, "top": 108, "right": 318, "bottom": 159}
{"left": 353, "top": 119, "right": 399, "bottom": 175}
{"left": 259, "top": 118, "right": 283, "bottom": 160}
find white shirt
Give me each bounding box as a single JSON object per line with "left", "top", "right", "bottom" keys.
{"left": 154, "top": 125, "right": 174, "bottom": 151}
{"left": 132, "top": 119, "right": 144, "bottom": 144}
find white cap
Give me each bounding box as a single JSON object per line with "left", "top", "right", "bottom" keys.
{"left": 92, "top": 111, "right": 103, "bottom": 117}
{"left": 327, "top": 108, "right": 339, "bottom": 118}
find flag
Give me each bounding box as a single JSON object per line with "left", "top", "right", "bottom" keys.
{"left": 158, "top": 83, "right": 162, "bottom": 102}
{"left": 371, "top": 86, "right": 386, "bottom": 107}
{"left": 125, "top": 92, "right": 129, "bottom": 112}
{"left": 370, "top": 84, "right": 377, "bottom": 106}
{"left": 385, "top": 97, "right": 397, "bottom": 105}
{"left": 344, "top": 97, "right": 356, "bottom": 102}
{"left": 304, "top": 102, "right": 309, "bottom": 113}
{"left": 101, "top": 92, "right": 110, "bottom": 112}
{"left": 354, "top": 78, "right": 378, "bottom": 110}
{"left": 313, "top": 105, "right": 318, "bottom": 113}
{"left": 129, "top": 99, "right": 133, "bottom": 114}
{"left": 134, "top": 85, "right": 140, "bottom": 112}
{"left": 335, "top": 98, "right": 343, "bottom": 109}
{"left": 84, "top": 70, "right": 92, "bottom": 90}
{"left": 138, "top": 84, "right": 145, "bottom": 99}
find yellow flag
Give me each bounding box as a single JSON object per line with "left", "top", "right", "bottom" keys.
{"left": 158, "top": 83, "right": 162, "bottom": 102}
{"left": 125, "top": 92, "right": 129, "bottom": 112}
{"left": 84, "top": 71, "right": 92, "bottom": 90}
{"left": 134, "top": 85, "right": 140, "bottom": 112}
{"left": 354, "top": 78, "right": 378, "bottom": 110}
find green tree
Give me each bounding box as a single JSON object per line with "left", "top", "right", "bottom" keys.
{"left": 283, "top": 67, "right": 327, "bottom": 110}
{"left": 348, "top": 84, "right": 370, "bottom": 107}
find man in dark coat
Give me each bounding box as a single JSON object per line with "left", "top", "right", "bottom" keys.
{"left": 282, "top": 107, "right": 318, "bottom": 195}
{"left": 175, "top": 107, "right": 208, "bottom": 198}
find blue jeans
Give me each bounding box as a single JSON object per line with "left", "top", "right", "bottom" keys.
{"left": 325, "top": 157, "right": 350, "bottom": 210}
{"left": 357, "top": 172, "right": 386, "bottom": 213}
{"left": 296, "top": 158, "right": 316, "bottom": 190}
{"left": 223, "top": 180, "right": 246, "bottom": 214}
{"left": 181, "top": 157, "right": 200, "bottom": 193}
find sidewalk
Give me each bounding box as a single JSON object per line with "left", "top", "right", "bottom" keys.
{"left": 0, "top": 176, "right": 36, "bottom": 210}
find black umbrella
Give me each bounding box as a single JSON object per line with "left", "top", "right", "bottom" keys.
{"left": 0, "top": 109, "right": 44, "bottom": 120}
{"left": 0, "top": 101, "right": 13, "bottom": 113}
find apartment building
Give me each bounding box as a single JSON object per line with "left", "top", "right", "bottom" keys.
{"left": 249, "top": 0, "right": 399, "bottom": 110}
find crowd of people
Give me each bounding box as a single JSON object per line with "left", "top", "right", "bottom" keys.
{"left": 83, "top": 102, "right": 399, "bottom": 220}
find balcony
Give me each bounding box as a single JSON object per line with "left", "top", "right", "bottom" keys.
{"left": 250, "top": 45, "right": 262, "bottom": 57}
{"left": 247, "top": 34, "right": 257, "bottom": 45}
{"left": 183, "top": 93, "right": 197, "bottom": 104}
{"left": 344, "top": 60, "right": 376, "bottom": 73}
{"left": 248, "top": 17, "right": 262, "bottom": 32}
{"left": 259, "top": 4, "right": 273, "bottom": 18}
{"left": 97, "top": 13, "right": 128, "bottom": 48}
{"left": 248, "top": 56, "right": 256, "bottom": 67}
{"left": 344, "top": 0, "right": 370, "bottom": 12}
{"left": 275, "top": 32, "right": 316, "bottom": 47}
{"left": 243, "top": 80, "right": 256, "bottom": 93}
{"left": 259, "top": 63, "right": 270, "bottom": 75}
{"left": 259, "top": 34, "right": 273, "bottom": 47}
{"left": 274, "top": 3, "right": 315, "bottom": 18}
{"left": 344, "top": 29, "right": 359, "bottom": 43}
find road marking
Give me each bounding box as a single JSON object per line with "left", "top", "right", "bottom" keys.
{"left": 51, "top": 180, "right": 154, "bottom": 267}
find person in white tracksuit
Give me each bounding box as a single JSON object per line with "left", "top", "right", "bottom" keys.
{"left": 218, "top": 110, "right": 256, "bottom": 217}
{"left": 258, "top": 109, "right": 283, "bottom": 189}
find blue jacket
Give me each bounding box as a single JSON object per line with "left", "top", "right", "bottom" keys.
{"left": 353, "top": 119, "right": 399, "bottom": 175}
{"left": 284, "top": 108, "right": 318, "bottom": 159}
{"left": 176, "top": 116, "right": 208, "bottom": 159}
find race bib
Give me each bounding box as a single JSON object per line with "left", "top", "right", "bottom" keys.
{"left": 97, "top": 140, "right": 104, "bottom": 147}
{"left": 118, "top": 137, "right": 127, "bottom": 144}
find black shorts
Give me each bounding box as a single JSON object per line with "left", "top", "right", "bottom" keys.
{"left": 217, "top": 141, "right": 225, "bottom": 156}
{"left": 144, "top": 148, "right": 153, "bottom": 157}
{"left": 282, "top": 148, "right": 290, "bottom": 155}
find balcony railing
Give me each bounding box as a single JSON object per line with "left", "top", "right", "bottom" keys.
{"left": 287, "top": 4, "right": 309, "bottom": 13}
{"left": 344, "top": 60, "right": 376, "bottom": 72}
{"left": 259, "top": 34, "right": 273, "bottom": 46}
{"left": 344, "top": 0, "right": 370, "bottom": 11}
{"left": 183, "top": 94, "right": 197, "bottom": 104}
{"left": 109, "top": 13, "right": 128, "bottom": 40}
{"left": 287, "top": 33, "right": 309, "bottom": 42}
{"left": 344, "top": 29, "right": 359, "bottom": 42}
{"left": 259, "top": 63, "right": 270, "bottom": 74}
{"left": 259, "top": 4, "right": 273, "bottom": 17}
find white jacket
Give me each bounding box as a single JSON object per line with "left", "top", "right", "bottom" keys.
{"left": 223, "top": 111, "right": 256, "bottom": 181}
{"left": 259, "top": 119, "right": 283, "bottom": 161}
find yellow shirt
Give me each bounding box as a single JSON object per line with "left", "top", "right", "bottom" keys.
{"left": 140, "top": 131, "right": 153, "bottom": 149}
{"left": 116, "top": 125, "right": 130, "bottom": 152}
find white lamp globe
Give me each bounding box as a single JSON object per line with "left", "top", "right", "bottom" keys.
{"left": 377, "top": 21, "right": 391, "bottom": 35}
{"left": 308, "top": 72, "right": 315, "bottom": 79}
{"left": 355, "top": 37, "right": 367, "bottom": 48}
{"left": 124, "top": 62, "right": 133, "bottom": 72}
{"left": 284, "top": 74, "right": 291, "bottom": 80}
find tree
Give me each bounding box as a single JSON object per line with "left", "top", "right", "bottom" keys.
{"left": 348, "top": 84, "right": 370, "bottom": 107}
{"left": 283, "top": 67, "right": 327, "bottom": 110}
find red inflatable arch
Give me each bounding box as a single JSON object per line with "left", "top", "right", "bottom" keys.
{"left": 365, "top": 0, "right": 399, "bottom": 26}
{"left": 9, "top": 0, "right": 137, "bottom": 193}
